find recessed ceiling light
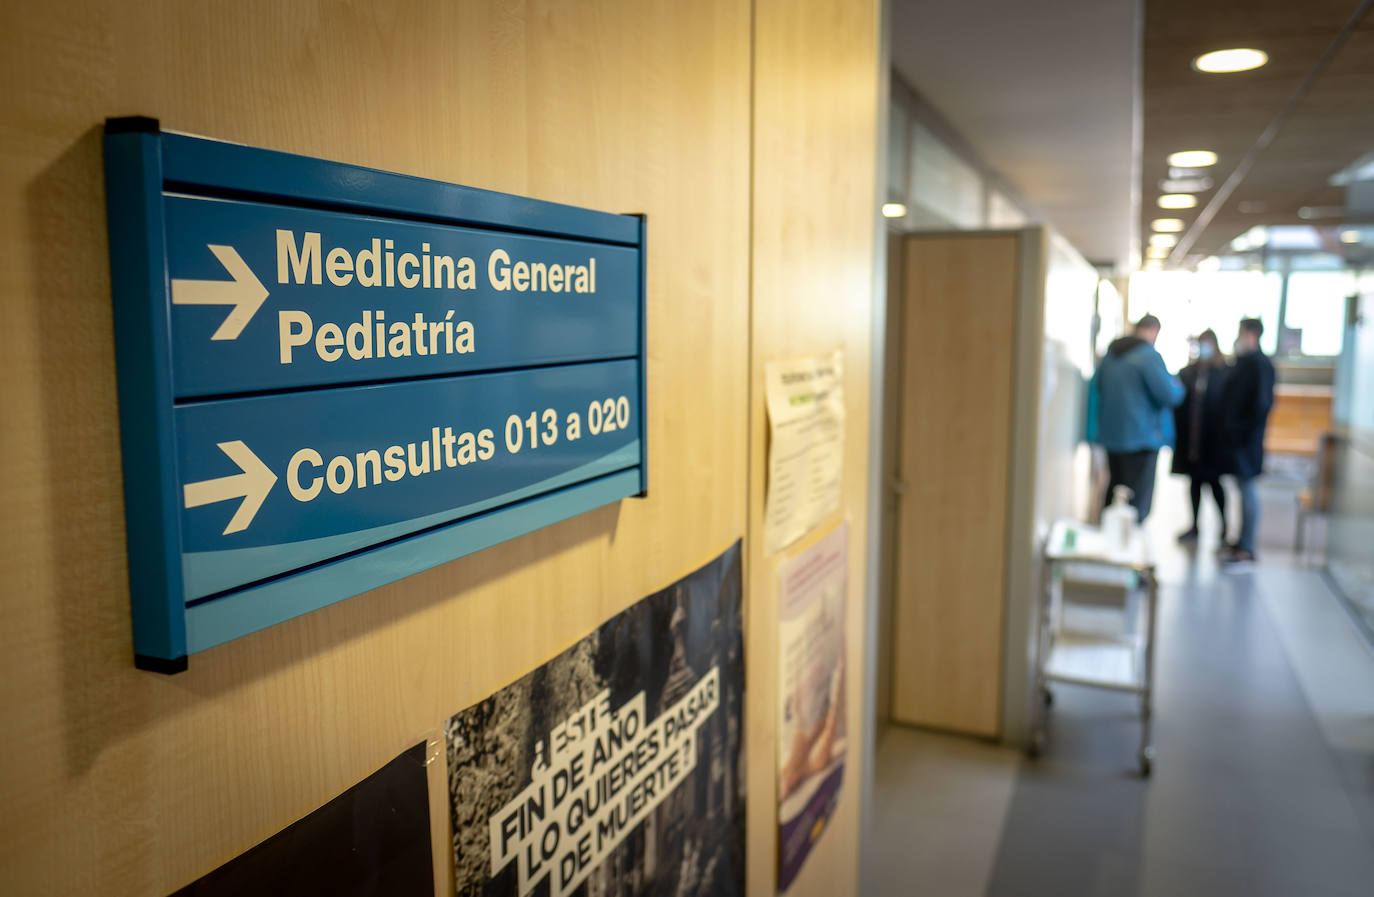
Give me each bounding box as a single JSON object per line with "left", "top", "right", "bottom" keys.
{"left": 1159, "top": 177, "right": 1213, "bottom": 193}
{"left": 1144, "top": 260, "right": 1164, "bottom": 271}
{"left": 1152, "top": 218, "right": 1186, "bottom": 233}
{"left": 1168, "top": 150, "right": 1218, "bottom": 168}
{"left": 1158, "top": 194, "right": 1199, "bottom": 209}
{"left": 1193, "top": 48, "right": 1268, "bottom": 73}
{"left": 1149, "top": 233, "right": 1179, "bottom": 248}
{"left": 881, "top": 202, "right": 908, "bottom": 218}
{"left": 1147, "top": 247, "right": 1170, "bottom": 260}
{"left": 1341, "top": 229, "right": 1361, "bottom": 244}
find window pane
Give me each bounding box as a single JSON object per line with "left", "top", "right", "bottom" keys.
{"left": 1127, "top": 270, "right": 1282, "bottom": 371}
{"left": 988, "top": 189, "right": 1026, "bottom": 228}
{"left": 887, "top": 98, "right": 909, "bottom": 200}
{"left": 1285, "top": 271, "right": 1354, "bottom": 357}
{"left": 908, "top": 121, "right": 983, "bottom": 229}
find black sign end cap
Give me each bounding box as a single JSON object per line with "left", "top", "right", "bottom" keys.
{"left": 135, "top": 653, "right": 188, "bottom": 675}
{"left": 105, "top": 116, "right": 161, "bottom": 136}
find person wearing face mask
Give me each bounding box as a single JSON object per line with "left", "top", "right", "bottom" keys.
{"left": 1171, "top": 329, "right": 1229, "bottom": 545}
{"left": 1216, "top": 318, "right": 1275, "bottom": 569}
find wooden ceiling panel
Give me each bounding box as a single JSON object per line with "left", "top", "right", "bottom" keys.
{"left": 1141, "top": 0, "right": 1374, "bottom": 261}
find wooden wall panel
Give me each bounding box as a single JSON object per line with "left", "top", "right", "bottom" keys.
{"left": 749, "top": 2, "right": 881, "bottom": 895}
{"left": 0, "top": 2, "right": 751, "bottom": 895}
{"left": 0, "top": 1, "right": 883, "bottom": 894}
{"left": 889, "top": 233, "right": 1018, "bottom": 738}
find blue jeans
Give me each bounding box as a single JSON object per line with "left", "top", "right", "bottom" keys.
{"left": 1236, "top": 475, "right": 1259, "bottom": 553}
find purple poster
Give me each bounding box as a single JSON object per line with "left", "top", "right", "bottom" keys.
{"left": 777, "top": 523, "right": 848, "bottom": 892}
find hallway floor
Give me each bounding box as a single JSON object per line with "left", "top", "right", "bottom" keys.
{"left": 869, "top": 470, "right": 1374, "bottom": 896}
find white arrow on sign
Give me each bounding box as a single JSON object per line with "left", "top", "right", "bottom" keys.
{"left": 171, "top": 244, "right": 269, "bottom": 340}
{"left": 183, "top": 440, "right": 278, "bottom": 535}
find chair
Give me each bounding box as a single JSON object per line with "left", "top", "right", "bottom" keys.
{"left": 1294, "top": 432, "right": 1338, "bottom": 563}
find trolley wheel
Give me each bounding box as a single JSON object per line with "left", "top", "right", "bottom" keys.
{"left": 1139, "top": 747, "right": 1155, "bottom": 777}
{"left": 1027, "top": 731, "right": 1045, "bottom": 759}
{"left": 1043, "top": 688, "right": 1054, "bottom": 707}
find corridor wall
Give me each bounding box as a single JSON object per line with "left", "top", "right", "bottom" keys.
{"left": 750, "top": 2, "right": 881, "bottom": 895}
{"left": 1328, "top": 289, "right": 1374, "bottom": 632}
{"left": 0, "top": 2, "right": 878, "bottom": 895}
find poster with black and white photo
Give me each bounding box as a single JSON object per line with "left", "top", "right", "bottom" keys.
{"left": 445, "top": 541, "right": 744, "bottom": 897}
{"left": 170, "top": 742, "right": 434, "bottom": 897}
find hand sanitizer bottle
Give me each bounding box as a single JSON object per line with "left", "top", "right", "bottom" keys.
{"left": 1101, "top": 485, "right": 1137, "bottom": 555}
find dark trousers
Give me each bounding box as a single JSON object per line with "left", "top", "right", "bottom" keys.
{"left": 1236, "top": 475, "right": 1260, "bottom": 554}
{"left": 1104, "top": 449, "right": 1159, "bottom": 521}
{"left": 1189, "top": 477, "right": 1226, "bottom": 532}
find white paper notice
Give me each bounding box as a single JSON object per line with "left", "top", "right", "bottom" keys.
{"left": 764, "top": 351, "right": 844, "bottom": 556}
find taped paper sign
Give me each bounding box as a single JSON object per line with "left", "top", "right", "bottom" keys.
{"left": 763, "top": 352, "right": 844, "bottom": 555}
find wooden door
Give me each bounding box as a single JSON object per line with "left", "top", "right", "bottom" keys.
{"left": 888, "top": 232, "right": 1019, "bottom": 737}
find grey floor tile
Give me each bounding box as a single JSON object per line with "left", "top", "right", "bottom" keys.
{"left": 869, "top": 727, "right": 1020, "bottom": 897}
{"left": 867, "top": 479, "right": 1374, "bottom": 897}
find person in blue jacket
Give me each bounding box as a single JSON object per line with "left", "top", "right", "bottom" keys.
{"left": 1087, "top": 314, "right": 1185, "bottom": 521}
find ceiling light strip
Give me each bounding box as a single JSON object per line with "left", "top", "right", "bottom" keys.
{"left": 1168, "top": 0, "right": 1374, "bottom": 265}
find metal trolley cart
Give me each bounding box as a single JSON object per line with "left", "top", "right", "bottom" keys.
{"left": 1029, "top": 519, "right": 1160, "bottom": 776}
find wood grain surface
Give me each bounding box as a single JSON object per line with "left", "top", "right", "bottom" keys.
{"left": 889, "top": 232, "right": 1019, "bottom": 738}
{"left": 1, "top": 1, "right": 883, "bottom": 895}
{"left": 0, "top": 2, "right": 760, "bottom": 894}
{"left": 749, "top": 1, "right": 881, "bottom": 894}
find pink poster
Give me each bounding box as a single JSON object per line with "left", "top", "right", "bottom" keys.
{"left": 777, "top": 523, "right": 848, "bottom": 892}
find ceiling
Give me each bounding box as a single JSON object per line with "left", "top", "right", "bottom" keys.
{"left": 890, "top": 0, "right": 1140, "bottom": 269}
{"left": 1143, "top": 0, "right": 1374, "bottom": 265}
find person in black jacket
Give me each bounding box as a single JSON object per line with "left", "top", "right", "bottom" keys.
{"left": 1217, "top": 318, "right": 1275, "bottom": 568}
{"left": 1172, "top": 329, "right": 1228, "bottom": 545}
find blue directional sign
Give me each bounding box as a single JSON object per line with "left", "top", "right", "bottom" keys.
{"left": 103, "top": 118, "right": 647, "bottom": 671}
{"left": 165, "top": 196, "right": 640, "bottom": 397}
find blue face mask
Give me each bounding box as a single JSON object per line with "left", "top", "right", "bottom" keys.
{"left": 1198, "top": 343, "right": 1215, "bottom": 360}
